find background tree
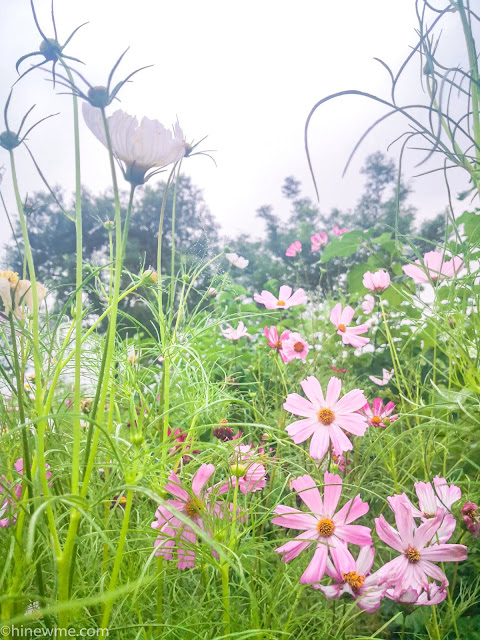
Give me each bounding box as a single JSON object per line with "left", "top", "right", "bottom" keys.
{"left": 4, "top": 176, "right": 221, "bottom": 333}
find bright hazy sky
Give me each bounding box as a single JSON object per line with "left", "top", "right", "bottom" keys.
{"left": 0, "top": 1, "right": 471, "bottom": 257}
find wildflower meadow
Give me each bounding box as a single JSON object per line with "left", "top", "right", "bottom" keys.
{"left": 0, "top": 1, "right": 480, "bottom": 639}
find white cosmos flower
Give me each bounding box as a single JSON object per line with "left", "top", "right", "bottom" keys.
{"left": 0, "top": 277, "right": 12, "bottom": 313}
{"left": 226, "top": 253, "right": 249, "bottom": 269}
{"left": 82, "top": 103, "right": 187, "bottom": 186}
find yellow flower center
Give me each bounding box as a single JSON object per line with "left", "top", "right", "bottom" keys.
{"left": 274, "top": 340, "right": 283, "bottom": 350}
{"left": 293, "top": 341, "right": 304, "bottom": 353}
{"left": 276, "top": 300, "right": 286, "bottom": 306}
{"left": 405, "top": 546, "right": 421, "bottom": 563}
{"left": 342, "top": 571, "right": 365, "bottom": 591}
{"left": 316, "top": 518, "right": 335, "bottom": 537}
{"left": 185, "top": 497, "right": 203, "bottom": 517}
{"left": 337, "top": 323, "right": 347, "bottom": 332}
{"left": 371, "top": 416, "right": 382, "bottom": 425}
{"left": 0, "top": 270, "right": 19, "bottom": 288}
{"left": 318, "top": 408, "right": 335, "bottom": 425}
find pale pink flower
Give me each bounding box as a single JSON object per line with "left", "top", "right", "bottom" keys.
{"left": 402, "top": 251, "right": 463, "bottom": 284}
{"left": 225, "top": 253, "right": 249, "bottom": 269}
{"left": 273, "top": 473, "right": 371, "bottom": 584}
{"left": 311, "top": 232, "right": 328, "bottom": 252}
{"left": 314, "top": 546, "right": 385, "bottom": 612}
{"left": 360, "top": 398, "right": 398, "bottom": 428}
{"left": 254, "top": 286, "right": 307, "bottom": 310}
{"left": 461, "top": 502, "right": 480, "bottom": 540}
{"left": 333, "top": 226, "right": 349, "bottom": 236}
{"left": 283, "top": 376, "right": 368, "bottom": 459}
{"left": 330, "top": 303, "right": 370, "bottom": 349}
{"left": 282, "top": 332, "right": 310, "bottom": 363}
{"left": 363, "top": 270, "right": 391, "bottom": 292}
{"left": 264, "top": 326, "right": 292, "bottom": 363}
{"left": 389, "top": 476, "right": 461, "bottom": 544}
{"left": 285, "top": 241, "right": 302, "bottom": 257}
{"left": 152, "top": 464, "right": 220, "bottom": 569}
{"left": 216, "top": 444, "right": 267, "bottom": 495}
{"left": 362, "top": 294, "right": 375, "bottom": 315}
{"left": 375, "top": 501, "right": 467, "bottom": 598}
{"left": 221, "top": 322, "right": 249, "bottom": 342}
{"left": 369, "top": 368, "right": 394, "bottom": 386}
{"left": 331, "top": 453, "right": 351, "bottom": 475}
{"left": 386, "top": 584, "right": 447, "bottom": 606}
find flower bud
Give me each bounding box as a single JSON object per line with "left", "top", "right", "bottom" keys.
{"left": 87, "top": 86, "right": 111, "bottom": 109}
{"left": 104, "top": 220, "right": 115, "bottom": 231}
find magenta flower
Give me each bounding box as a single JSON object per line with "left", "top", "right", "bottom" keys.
{"left": 216, "top": 444, "right": 267, "bottom": 495}
{"left": 273, "top": 473, "right": 371, "bottom": 583}
{"left": 152, "top": 464, "right": 220, "bottom": 569}
{"left": 264, "top": 326, "right": 292, "bottom": 363}
{"left": 360, "top": 398, "right": 398, "bottom": 428}
{"left": 283, "top": 376, "right": 368, "bottom": 458}
{"left": 461, "top": 502, "right": 480, "bottom": 539}
{"left": 282, "top": 332, "right": 310, "bottom": 363}
{"left": 362, "top": 294, "right": 375, "bottom": 315}
{"left": 330, "top": 365, "right": 347, "bottom": 374}
{"left": 386, "top": 584, "right": 447, "bottom": 606}
{"left": 0, "top": 458, "right": 51, "bottom": 528}
{"left": 375, "top": 501, "right": 467, "bottom": 598}
{"left": 368, "top": 368, "right": 394, "bottom": 386}
{"left": 315, "top": 546, "right": 385, "bottom": 612}
{"left": 311, "top": 232, "right": 328, "bottom": 252}
{"left": 363, "top": 270, "right": 391, "bottom": 292}
{"left": 333, "top": 226, "right": 349, "bottom": 236}
{"left": 402, "top": 250, "right": 463, "bottom": 284}
{"left": 254, "top": 286, "right": 307, "bottom": 310}
{"left": 221, "top": 321, "right": 249, "bottom": 342}
{"left": 286, "top": 241, "right": 302, "bottom": 257}
{"left": 330, "top": 303, "right": 370, "bottom": 349}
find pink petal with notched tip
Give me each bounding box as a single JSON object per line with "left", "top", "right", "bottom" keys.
{"left": 328, "top": 424, "right": 353, "bottom": 456}
{"left": 326, "top": 377, "right": 342, "bottom": 405}
{"left": 334, "top": 495, "right": 370, "bottom": 525}
{"left": 339, "top": 305, "right": 355, "bottom": 325}
{"left": 335, "top": 388, "right": 367, "bottom": 413}
{"left": 300, "top": 544, "right": 328, "bottom": 583}
{"left": 309, "top": 427, "right": 330, "bottom": 459}
{"left": 291, "top": 475, "right": 324, "bottom": 513}
{"left": 334, "top": 524, "right": 372, "bottom": 546}
{"left": 300, "top": 376, "right": 325, "bottom": 406}
{"left": 275, "top": 529, "right": 318, "bottom": 562}
{"left": 286, "top": 417, "right": 318, "bottom": 443}
{"left": 323, "top": 473, "right": 343, "bottom": 516}
{"left": 164, "top": 473, "right": 189, "bottom": 501}
{"left": 285, "top": 288, "right": 307, "bottom": 307}
{"left": 329, "top": 303, "right": 342, "bottom": 326}
{"left": 283, "top": 393, "right": 316, "bottom": 418}
{"left": 272, "top": 505, "right": 318, "bottom": 530}
{"left": 334, "top": 413, "right": 368, "bottom": 436}
{"left": 192, "top": 464, "right": 215, "bottom": 497}
{"left": 421, "top": 544, "right": 467, "bottom": 562}
{"left": 278, "top": 285, "right": 293, "bottom": 300}
{"left": 375, "top": 515, "right": 404, "bottom": 553}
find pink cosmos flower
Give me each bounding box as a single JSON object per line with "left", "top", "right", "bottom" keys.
{"left": 402, "top": 251, "right": 463, "bottom": 284}
{"left": 221, "top": 321, "right": 249, "bottom": 342}
{"left": 273, "top": 473, "right": 372, "bottom": 584}
{"left": 375, "top": 501, "right": 467, "bottom": 598}
{"left": 264, "top": 326, "right": 292, "bottom": 363}
{"left": 368, "top": 368, "right": 394, "bottom": 386}
{"left": 386, "top": 584, "right": 447, "bottom": 606}
{"left": 363, "top": 270, "right": 391, "bottom": 292}
{"left": 360, "top": 398, "right": 398, "bottom": 428}
{"left": 362, "top": 294, "right": 375, "bottom": 315}
{"left": 282, "top": 332, "right": 310, "bottom": 363}
{"left": 311, "top": 232, "right": 328, "bottom": 252}
{"left": 254, "top": 286, "right": 307, "bottom": 310}
{"left": 216, "top": 444, "right": 267, "bottom": 495}
{"left": 389, "top": 476, "right": 461, "bottom": 544}
{"left": 330, "top": 303, "right": 370, "bottom": 349}
{"left": 283, "top": 376, "right": 368, "bottom": 459}
{"left": 333, "top": 226, "right": 349, "bottom": 236}
{"left": 461, "top": 502, "right": 480, "bottom": 539}
{"left": 152, "top": 464, "right": 220, "bottom": 569}
{"left": 315, "top": 546, "right": 385, "bottom": 612}
{"left": 286, "top": 241, "right": 302, "bottom": 257}
{"left": 331, "top": 453, "right": 351, "bottom": 475}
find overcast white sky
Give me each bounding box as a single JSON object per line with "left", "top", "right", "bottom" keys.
{"left": 0, "top": 0, "right": 472, "bottom": 257}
